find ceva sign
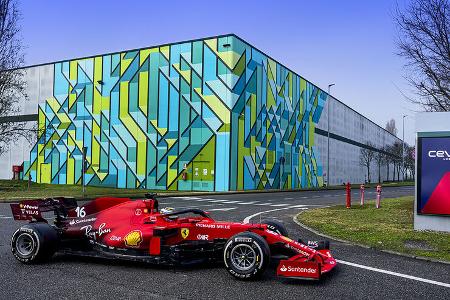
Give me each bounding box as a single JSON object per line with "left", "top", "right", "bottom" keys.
{"left": 428, "top": 150, "right": 450, "bottom": 159}
{"left": 417, "top": 137, "right": 450, "bottom": 216}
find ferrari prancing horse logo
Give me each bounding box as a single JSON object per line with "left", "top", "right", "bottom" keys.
{"left": 181, "top": 228, "right": 189, "bottom": 239}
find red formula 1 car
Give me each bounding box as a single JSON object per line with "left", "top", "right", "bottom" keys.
{"left": 9, "top": 194, "right": 336, "bottom": 280}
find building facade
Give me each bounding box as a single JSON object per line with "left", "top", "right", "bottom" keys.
{"left": 0, "top": 34, "right": 402, "bottom": 190}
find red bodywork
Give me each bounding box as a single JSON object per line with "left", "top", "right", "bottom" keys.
{"left": 10, "top": 196, "right": 336, "bottom": 280}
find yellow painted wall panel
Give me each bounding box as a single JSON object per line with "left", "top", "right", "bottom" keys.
{"left": 139, "top": 71, "right": 148, "bottom": 116}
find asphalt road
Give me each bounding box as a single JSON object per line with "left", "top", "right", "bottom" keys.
{"left": 1, "top": 186, "right": 449, "bottom": 299}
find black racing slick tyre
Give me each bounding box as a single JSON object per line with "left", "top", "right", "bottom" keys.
{"left": 223, "top": 232, "right": 270, "bottom": 280}
{"left": 262, "top": 219, "right": 289, "bottom": 237}
{"left": 11, "top": 223, "right": 58, "bottom": 264}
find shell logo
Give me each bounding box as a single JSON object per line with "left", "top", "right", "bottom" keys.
{"left": 124, "top": 230, "right": 143, "bottom": 247}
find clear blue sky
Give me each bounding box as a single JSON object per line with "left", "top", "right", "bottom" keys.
{"left": 19, "top": 0, "right": 417, "bottom": 144}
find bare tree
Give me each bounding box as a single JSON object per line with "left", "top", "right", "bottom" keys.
{"left": 374, "top": 148, "right": 385, "bottom": 183}
{"left": 391, "top": 142, "right": 404, "bottom": 181}
{"left": 395, "top": 0, "right": 450, "bottom": 111}
{"left": 383, "top": 146, "right": 392, "bottom": 182}
{"left": 385, "top": 119, "right": 398, "bottom": 136}
{"left": 405, "top": 144, "right": 416, "bottom": 180}
{"left": 360, "top": 143, "right": 375, "bottom": 183}
{"left": 0, "top": 0, "right": 28, "bottom": 156}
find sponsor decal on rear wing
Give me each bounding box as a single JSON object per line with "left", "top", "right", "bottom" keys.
{"left": 10, "top": 200, "right": 42, "bottom": 221}
{"left": 10, "top": 197, "right": 78, "bottom": 221}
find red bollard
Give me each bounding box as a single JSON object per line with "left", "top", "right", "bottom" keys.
{"left": 346, "top": 182, "right": 351, "bottom": 209}
{"left": 360, "top": 184, "right": 365, "bottom": 206}
{"left": 376, "top": 185, "right": 382, "bottom": 208}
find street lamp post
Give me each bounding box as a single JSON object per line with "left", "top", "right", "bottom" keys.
{"left": 402, "top": 115, "right": 407, "bottom": 181}
{"left": 82, "top": 147, "right": 87, "bottom": 196}
{"left": 327, "top": 84, "right": 335, "bottom": 186}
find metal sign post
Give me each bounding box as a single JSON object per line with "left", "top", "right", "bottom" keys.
{"left": 376, "top": 185, "right": 382, "bottom": 208}
{"left": 360, "top": 184, "right": 365, "bottom": 206}
{"left": 346, "top": 182, "right": 351, "bottom": 209}
{"left": 82, "top": 147, "right": 87, "bottom": 197}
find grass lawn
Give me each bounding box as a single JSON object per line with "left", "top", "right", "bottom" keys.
{"left": 0, "top": 180, "right": 178, "bottom": 201}
{"left": 297, "top": 196, "right": 450, "bottom": 262}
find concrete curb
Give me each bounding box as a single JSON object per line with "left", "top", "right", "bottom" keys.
{"left": 293, "top": 211, "right": 450, "bottom": 266}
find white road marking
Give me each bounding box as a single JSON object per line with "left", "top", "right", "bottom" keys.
{"left": 207, "top": 207, "right": 237, "bottom": 212}
{"left": 243, "top": 205, "right": 309, "bottom": 223}
{"left": 174, "top": 204, "right": 222, "bottom": 209}
{"left": 269, "top": 203, "right": 291, "bottom": 207}
{"left": 337, "top": 260, "right": 450, "bottom": 288}
{"left": 0, "top": 216, "right": 12, "bottom": 219}
{"left": 170, "top": 196, "right": 201, "bottom": 200}
{"left": 207, "top": 200, "right": 229, "bottom": 203}
{"left": 221, "top": 201, "right": 240, "bottom": 204}
{"left": 237, "top": 201, "right": 259, "bottom": 205}
{"left": 255, "top": 202, "right": 273, "bottom": 206}
{"left": 284, "top": 197, "right": 293, "bottom": 200}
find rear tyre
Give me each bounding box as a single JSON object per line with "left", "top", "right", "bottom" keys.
{"left": 262, "top": 219, "right": 289, "bottom": 237}
{"left": 11, "top": 223, "right": 58, "bottom": 264}
{"left": 223, "top": 232, "right": 270, "bottom": 280}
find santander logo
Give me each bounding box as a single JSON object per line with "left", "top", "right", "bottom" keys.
{"left": 280, "top": 265, "right": 317, "bottom": 274}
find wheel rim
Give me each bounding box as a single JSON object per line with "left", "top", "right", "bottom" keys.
{"left": 16, "top": 233, "right": 35, "bottom": 257}
{"left": 230, "top": 244, "right": 257, "bottom": 271}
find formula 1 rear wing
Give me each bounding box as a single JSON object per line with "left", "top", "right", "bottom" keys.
{"left": 10, "top": 197, "right": 78, "bottom": 221}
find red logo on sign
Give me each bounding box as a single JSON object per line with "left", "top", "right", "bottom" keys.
{"left": 422, "top": 172, "right": 450, "bottom": 215}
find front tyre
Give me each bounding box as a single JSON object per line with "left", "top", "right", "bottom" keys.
{"left": 261, "top": 219, "right": 289, "bottom": 237}
{"left": 223, "top": 232, "right": 270, "bottom": 280}
{"left": 11, "top": 223, "right": 58, "bottom": 264}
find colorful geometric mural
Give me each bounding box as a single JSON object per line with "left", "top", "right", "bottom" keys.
{"left": 21, "top": 34, "right": 327, "bottom": 191}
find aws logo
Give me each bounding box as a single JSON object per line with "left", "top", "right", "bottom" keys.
{"left": 428, "top": 150, "right": 450, "bottom": 161}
